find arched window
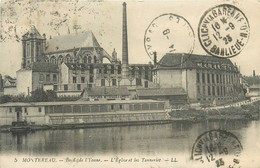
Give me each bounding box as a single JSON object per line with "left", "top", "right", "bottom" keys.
{"left": 50, "top": 56, "right": 56, "bottom": 64}
{"left": 94, "top": 56, "right": 97, "bottom": 63}
{"left": 88, "top": 56, "right": 92, "bottom": 63}
{"left": 58, "top": 55, "right": 63, "bottom": 64}
{"left": 66, "top": 54, "right": 71, "bottom": 63}
{"left": 83, "top": 56, "right": 88, "bottom": 64}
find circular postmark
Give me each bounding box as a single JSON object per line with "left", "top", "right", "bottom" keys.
{"left": 144, "top": 13, "right": 195, "bottom": 67}
{"left": 191, "top": 129, "right": 243, "bottom": 167}
{"left": 198, "top": 4, "right": 250, "bottom": 58}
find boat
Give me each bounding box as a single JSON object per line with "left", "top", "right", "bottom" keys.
{"left": 10, "top": 121, "right": 31, "bottom": 132}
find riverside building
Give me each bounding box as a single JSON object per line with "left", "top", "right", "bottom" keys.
{"left": 152, "top": 53, "right": 244, "bottom": 105}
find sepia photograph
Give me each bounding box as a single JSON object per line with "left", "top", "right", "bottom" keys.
{"left": 0, "top": 0, "right": 259, "bottom": 167}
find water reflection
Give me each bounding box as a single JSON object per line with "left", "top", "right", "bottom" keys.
{"left": 0, "top": 120, "right": 259, "bottom": 156}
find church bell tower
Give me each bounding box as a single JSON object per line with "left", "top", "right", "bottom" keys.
{"left": 21, "top": 26, "right": 46, "bottom": 68}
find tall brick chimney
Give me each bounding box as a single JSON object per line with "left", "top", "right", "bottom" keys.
{"left": 122, "top": 2, "right": 129, "bottom": 78}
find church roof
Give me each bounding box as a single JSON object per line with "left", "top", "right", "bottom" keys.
{"left": 155, "top": 53, "right": 235, "bottom": 70}
{"left": 45, "top": 31, "right": 101, "bottom": 53}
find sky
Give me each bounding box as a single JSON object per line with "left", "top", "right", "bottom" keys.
{"left": 0, "top": 0, "right": 259, "bottom": 77}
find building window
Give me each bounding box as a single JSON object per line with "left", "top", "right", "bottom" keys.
{"left": 77, "top": 84, "right": 81, "bottom": 91}
{"left": 24, "top": 108, "right": 27, "bottom": 113}
{"left": 207, "top": 73, "right": 210, "bottom": 83}
{"left": 46, "top": 74, "right": 50, "bottom": 82}
{"left": 73, "top": 77, "right": 77, "bottom": 83}
{"left": 119, "top": 104, "right": 123, "bottom": 110}
{"left": 40, "top": 74, "right": 44, "bottom": 81}
{"left": 131, "top": 68, "right": 135, "bottom": 76}
{"left": 118, "top": 66, "right": 122, "bottom": 74}
{"left": 101, "top": 79, "right": 105, "bottom": 86}
{"left": 81, "top": 77, "right": 85, "bottom": 83}
{"left": 145, "top": 67, "right": 149, "bottom": 80}
{"left": 136, "top": 78, "right": 142, "bottom": 86}
{"left": 202, "top": 73, "right": 205, "bottom": 83}
{"left": 88, "top": 56, "right": 92, "bottom": 63}
{"left": 89, "top": 65, "right": 94, "bottom": 74}
{"left": 53, "top": 74, "right": 57, "bottom": 82}
{"left": 64, "top": 85, "right": 68, "bottom": 91}
{"left": 112, "top": 79, "right": 117, "bottom": 86}
{"left": 212, "top": 74, "right": 215, "bottom": 83}
{"left": 54, "top": 85, "right": 58, "bottom": 91}
{"left": 104, "top": 65, "right": 108, "bottom": 74}
{"left": 50, "top": 56, "right": 56, "bottom": 64}
{"left": 38, "top": 107, "right": 41, "bottom": 112}
{"left": 217, "top": 86, "right": 220, "bottom": 96}
{"left": 208, "top": 86, "right": 211, "bottom": 96}
{"left": 197, "top": 86, "right": 200, "bottom": 94}
{"left": 145, "top": 81, "right": 148, "bottom": 88}
{"left": 220, "top": 74, "right": 222, "bottom": 83}
{"left": 216, "top": 74, "right": 219, "bottom": 83}
{"left": 89, "top": 76, "right": 94, "bottom": 83}
{"left": 212, "top": 86, "right": 215, "bottom": 96}
{"left": 9, "top": 108, "right": 12, "bottom": 113}
{"left": 83, "top": 56, "right": 87, "bottom": 63}
{"left": 26, "top": 43, "right": 30, "bottom": 57}
{"left": 138, "top": 68, "right": 142, "bottom": 76}
{"left": 202, "top": 86, "right": 205, "bottom": 95}
{"left": 196, "top": 73, "right": 200, "bottom": 83}
{"left": 111, "top": 105, "right": 114, "bottom": 110}
{"left": 111, "top": 65, "right": 114, "bottom": 74}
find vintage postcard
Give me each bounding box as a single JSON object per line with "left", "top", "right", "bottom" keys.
{"left": 0, "top": 0, "right": 259, "bottom": 167}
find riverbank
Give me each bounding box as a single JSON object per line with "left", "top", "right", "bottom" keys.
{"left": 169, "top": 100, "right": 260, "bottom": 121}
{"left": 0, "top": 120, "right": 173, "bottom": 133}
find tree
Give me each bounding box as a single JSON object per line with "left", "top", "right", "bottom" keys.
{"left": 30, "top": 88, "right": 48, "bottom": 102}
{"left": 0, "top": 95, "right": 12, "bottom": 104}
{"left": 46, "top": 90, "right": 57, "bottom": 101}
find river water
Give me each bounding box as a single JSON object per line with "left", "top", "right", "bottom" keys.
{"left": 0, "top": 120, "right": 260, "bottom": 167}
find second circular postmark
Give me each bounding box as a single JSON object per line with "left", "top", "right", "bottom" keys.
{"left": 191, "top": 129, "right": 243, "bottom": 168}
{"left": 198, "top": 4, "right": 250, "bottom": 58}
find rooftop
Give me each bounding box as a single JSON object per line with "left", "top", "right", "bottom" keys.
{"left": 82, "top": 86, "right": 130, "bottom": 97}
{"left": 155, "top": 53, "right": 236, "bottom": 70}
{"left": 136, "top": 88, "right": 187, "bottom": 96}
{"left": 0, "top": 99, "right": 164, "bottom": 107}
{"left": 18, "top": 62, "right": 59, "bottom": 73}
{"left": 45, "top": 31, "right": 101, "bottom": 53}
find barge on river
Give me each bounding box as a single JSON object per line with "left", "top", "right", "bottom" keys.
{"left": 0, "top": 100, "right": 171, "bottom": 128}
